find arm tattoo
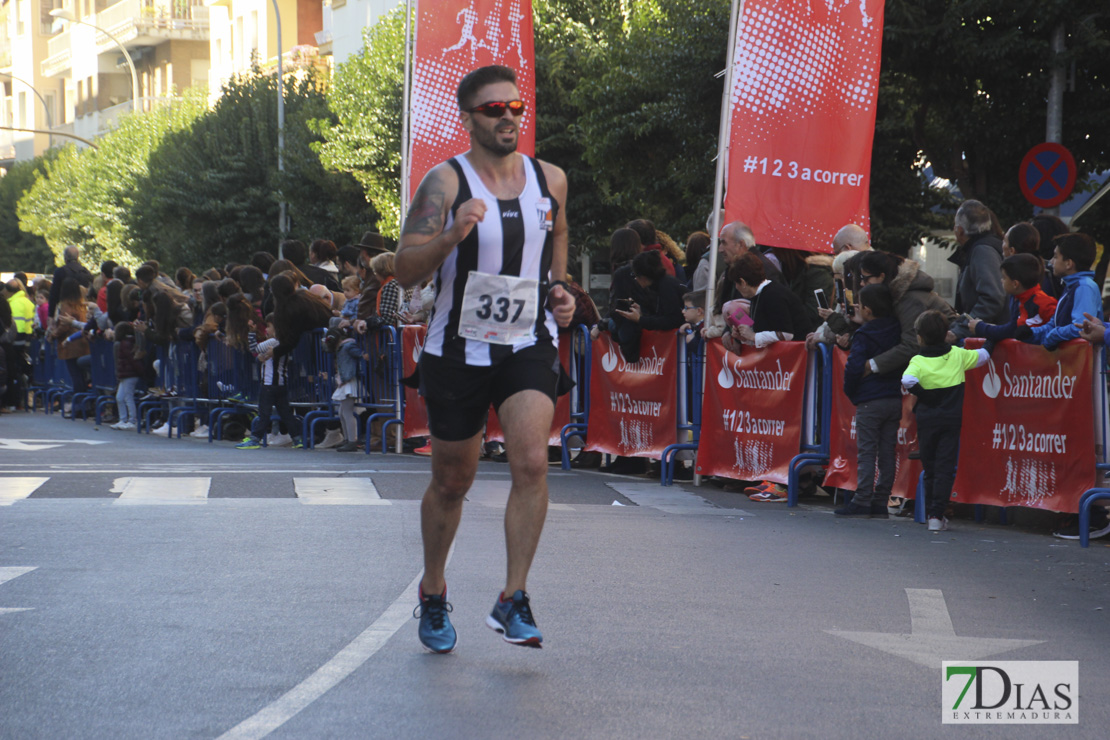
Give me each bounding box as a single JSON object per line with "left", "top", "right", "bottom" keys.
{"left": 403, "top": 181, "right": 446, "bottom": 237}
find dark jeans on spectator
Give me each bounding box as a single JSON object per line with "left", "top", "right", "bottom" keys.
{"left": 65, "top": 356, "right": 91, "bottom": 394}
{"left": 852, "top": 396, "right": 901, "bottom": 508}
{"left": 251, "top": 384, "right": 299, "bottom": 441}
{"left": 918, "top": 417, "right": 961, "bottom": 520}
{"left": 2, "top": 343, "right": 28, "bottom": 408}
{"left": 608, "top": 318, "right": 642, "bottom": 363}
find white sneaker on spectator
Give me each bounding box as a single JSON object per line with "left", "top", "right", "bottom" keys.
{"left": 190, "top": 424, "right": 210, "bottom": 438}
{"left": 109, "top": 422, "right": 124, "bottom": 430}
{"left": 268, "top": 432, "right": 293, "bottom": 447}
{"left": 151, "top": 423, "right": 171, "bottom": 437}
{"left": 316, "top": 428, "right": 345, "bottom": 449}
{"left": 63, "top": 402, "right": 72, "bottom": 415}
{"left": 118, "top": 422, "right": 136, "bottom": 431}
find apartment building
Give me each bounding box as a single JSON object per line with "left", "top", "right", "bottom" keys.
{"left": 1, "top": 0, "right": 64, "bottom": 165}
{"left": 322, "top": 0, "right": 397, "bottom": 65}
{"left": 205, "top": 0, "right": 326, "bottom": 100}
{"left": 35, "top": 0, "right": 211, "bottom": 152}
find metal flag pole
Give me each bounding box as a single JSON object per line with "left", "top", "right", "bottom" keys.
{"left": 400, "top": 0, "right": 415, "bottom": 228}
{"left": 695, "top": 0, "right": 743, "bottom": 487}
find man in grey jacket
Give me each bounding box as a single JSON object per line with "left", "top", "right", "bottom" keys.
{"left": 948, "top": 200, "right": 1007, "bottom": 339}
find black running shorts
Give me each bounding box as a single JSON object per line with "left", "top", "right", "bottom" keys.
{"left": 418, "top": 342, "right": 559, "bottom": 442}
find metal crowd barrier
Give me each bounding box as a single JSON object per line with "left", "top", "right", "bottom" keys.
{"left": 559, "top": 324, "right": 593, "bottom": 469}
{"left": 660, "top": 334, "right": 703, "bottom": 485}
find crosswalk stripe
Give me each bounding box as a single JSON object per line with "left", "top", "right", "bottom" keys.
{"left": 0, "top": 478, "right": 49, "bottom": 505}
{"left": 112, "top": 477, "right": 211, "bottom": 505}
{"left": 293, "top": 478, "right": 390, "bottom": 505}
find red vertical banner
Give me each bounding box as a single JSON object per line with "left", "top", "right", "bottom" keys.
{"left": 953, "top": 340, "right": 1096, "bottom": 513}
{"left": 486, "top": 334, "right": 572, "bottom": 445}
{"left": 584, "top": 332, "right": 678, "bottom": 458}
{"left": 401, "top": 325, "right": 430, "bottom": 438}
{"left": 822, "top": 348, "right": 922, "bottom": 497}
{"left": 696, "top": 340, "right": 807, "bottom": 484}
{"left": 723, "top": 0, "right": 884, "bottom": 252}
{"left": 409, "top": 0, "right": 536, "bottom": 194}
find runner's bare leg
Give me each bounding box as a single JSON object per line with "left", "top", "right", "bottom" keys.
{"left": 497, "top": 389, "right": 555, "bottom": 595}
{"left": 420, "top": 431, "right": 483, "bottom": 595}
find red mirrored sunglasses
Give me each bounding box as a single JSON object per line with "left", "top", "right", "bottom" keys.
{"left": 467, "top": 99, "right": 526, "bottom": 118}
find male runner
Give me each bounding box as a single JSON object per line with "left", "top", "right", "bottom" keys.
{"left": 395, "top": 65, "right": 574, "bottom": 652}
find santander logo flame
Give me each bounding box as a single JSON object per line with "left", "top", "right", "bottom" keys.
{"left": 981, "top": 358, "right": 1001, "bottom": 399}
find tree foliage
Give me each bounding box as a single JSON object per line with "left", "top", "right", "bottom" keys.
{"left": 313, "top": 7, "right": 407, "bottom": 239}
{"left": 0, "top": 152, "right": 56, "bottom": 272}
{"left": 129, "top": 65, "right": 376, "bottom": 270}
{"left": 17, "top": 90, "right": 207, "bottom": 267}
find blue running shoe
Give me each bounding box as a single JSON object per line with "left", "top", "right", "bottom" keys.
{"left": 235, "top": 437, "right": 262, "bottom": 450}
{"left": 414, "top": 586, "right": 456, "bottom": 654}
{"left": 486, "top": 590, "right": 543, "bottom": 648}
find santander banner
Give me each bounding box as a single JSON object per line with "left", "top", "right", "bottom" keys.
{"left": 723, "top": 0, "right": 884, "bottom": 252}
{"left": 401, "top": 324, "right": 430, "bottom": 438}
{"left": 696, "top": 340, "right": 806, "bottom": 484}
{"left": 486, "top": 333, "right": 573, "bottom": 446}
{"left": 822, "top": 348, "right": 922, "bottom": 497}
{"left": 953, "top": 340, "right": 1095, "bottom": 513}
{"left": 585, "top": 332, "right": 678, "bottom": 458}
{"left": 410, "top": 0, "right": 536, "bottom": 195}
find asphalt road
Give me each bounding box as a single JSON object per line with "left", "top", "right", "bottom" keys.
{"left": 1, "top": 412, "right": 1108, "bottom": 739}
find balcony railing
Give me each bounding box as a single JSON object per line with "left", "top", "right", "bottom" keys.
{"left": 41, "top": 31, "right": 73, "bottom": 77}
{"left": 95, "top": 0, "right": 210, "bottom": 49}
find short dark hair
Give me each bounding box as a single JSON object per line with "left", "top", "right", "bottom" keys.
{"left": 281, "top": 240, "right": 307, "bottom": 266}
{"left": 631, "top": 250, "right": 666, "bottom": 283}
{"left": 457, "top": 65, "right": 517, "bottom": 109}
{"left": 1000, "top": 253, "right": 1043, "bottom": 289}
{"left": 1031, "top": 214, "right": 1069, "bottom": 260}
{"left": 626, "top": 219, "right": 657, "bottom": 247}
{"left": 859, "top": 283, "right": 894, "bottom": 319}
{"left": 251, "top": 251, "right": 276, "bottom": 272}
{"left": 727, "top": 252, "right": 765, "bottom": 288}
{"left": 113, "top": 265, "right": 131, "bottom": 282}
{"left": 683, "top": 290, "right": 706, "bottom": 310}
{"left": 310, "top": 239, "right": 338, "bottom": 262}
{"left": 914, "top": 310, "right": 949, "bottom": 347}
{"left": 100, "top": 260, "right": 118, "bottom": 278}
{"left": 1054, "top": 233, "right": 1096, "bottom": 271}
{"left": 135, "top": 264, "right": 156, "bottom": 285}
{"left": 337, "top": 245, "right": 360, "bottom": 268}
{"left": 1005, "top": 223, "right": 1040, "bottom": 256}
{"left": 264, "top": 313, "right": 275, "bottom": 325}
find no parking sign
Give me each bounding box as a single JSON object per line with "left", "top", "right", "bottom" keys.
{"left": 1019, "top": 142, "right": 1077, "bottom": 208}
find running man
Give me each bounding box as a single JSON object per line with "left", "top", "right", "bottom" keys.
{"left": 395, "top": 65, "right": 574, "bottom": 652}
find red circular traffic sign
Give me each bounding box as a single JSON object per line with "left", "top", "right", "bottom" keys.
{"left": 1019, "top": 142, "right": 1077, "bottom": 208}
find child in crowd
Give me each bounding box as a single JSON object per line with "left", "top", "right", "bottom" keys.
{"left": 1024, "top": 233, "right": 1101, "bottom": 349}
{"left": 968, "top": 253, "right": 1057, "bottom": 347}
{"left": 236, "top": 314, "right": 302, "bottom": 450}
{"left": 680, "top": 290, "right": 706, "bottom": 350}
{"left": 323, "top": 327, "right": 367, "bottom": 453}
{"left": 837, "top": 283, "right": 903, "bottom": 517}
{"left": 901, "top": 310, "right": 990, "bottom": 532}
{"left": 338, "top": 275, "right": 360, "bottom": 326}
{"left": 111, "top": 322, "right": 143, "bottom": 431}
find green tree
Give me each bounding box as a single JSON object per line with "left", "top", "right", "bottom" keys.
{"left": 313, "top": 7, "right": 407, "bottom": 239}
{"left": 17, "top": 90, "right": 208, "bottom": 266}
{"left": 130, "top": 64, "right": 376, "bottom": 270}
{"left": 0, "top": 152, "right": 56, "bottom": 272}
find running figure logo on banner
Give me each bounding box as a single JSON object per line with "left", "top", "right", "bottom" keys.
{"left": 410, "top": 0, "right": 536, "bottom": 194}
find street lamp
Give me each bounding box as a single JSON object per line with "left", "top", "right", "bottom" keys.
{"left": 271, "top": 0, "right": 288, "bottom": 243}
{"left": 0, "top": 71, "right": 53, "bottom": 147}
{"left": 49, "top": 8, "right": 140, "bottom": 112}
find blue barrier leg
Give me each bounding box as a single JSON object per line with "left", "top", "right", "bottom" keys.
{"left": 974, "top": 504, "right": 985, "bottom": 523}
{"left": 560, "top": 423, "right": 588, "bottom": 471}
{"left": 914, "top": 472, "right": 927, "bottom": 524}
{"left": 1078, "top": 489, "right": 1110, "bottom": 548}
{"left": 787, "top": 454, "right": 829, "bottom": 507}
{"left": 382, "top": 419, "right": 404, "bottom": 453}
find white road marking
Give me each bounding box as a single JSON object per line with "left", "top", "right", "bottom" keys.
{"left": 0, "top": 566, "right": 37, "bottom": 615}
{"left": 0, "top": 438, "right": 108, "bottom": 452}
{"left": 0, "top": 477, "right": 49, "bottom": 505}
{"left": 112, "top": 477, "right": 211, "bottom": 505}
{"left": 606, "top": 482, "right": 750, "bottom": 516}
{"left": 217, "top": 547, "right": 453, "bottom": 740}
{"left": 826, "top": 588, "right": 1043, "bottom": 669}
{"left": 464, "top": 480, "right": 574, "bottom": 511}
{"left": 294, "top": 478, "right": 391, "bottom": 505}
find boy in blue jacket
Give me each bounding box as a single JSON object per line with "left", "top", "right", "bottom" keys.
{"left": 1024, "top": 233, "right": 1101, "bottom": 349}
{"left": 837, "top": 283, "right": 903, "bottom": 517}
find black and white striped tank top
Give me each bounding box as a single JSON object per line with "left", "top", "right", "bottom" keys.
{"left": 423, "top": 154, "right": 558, "bottom": 366}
